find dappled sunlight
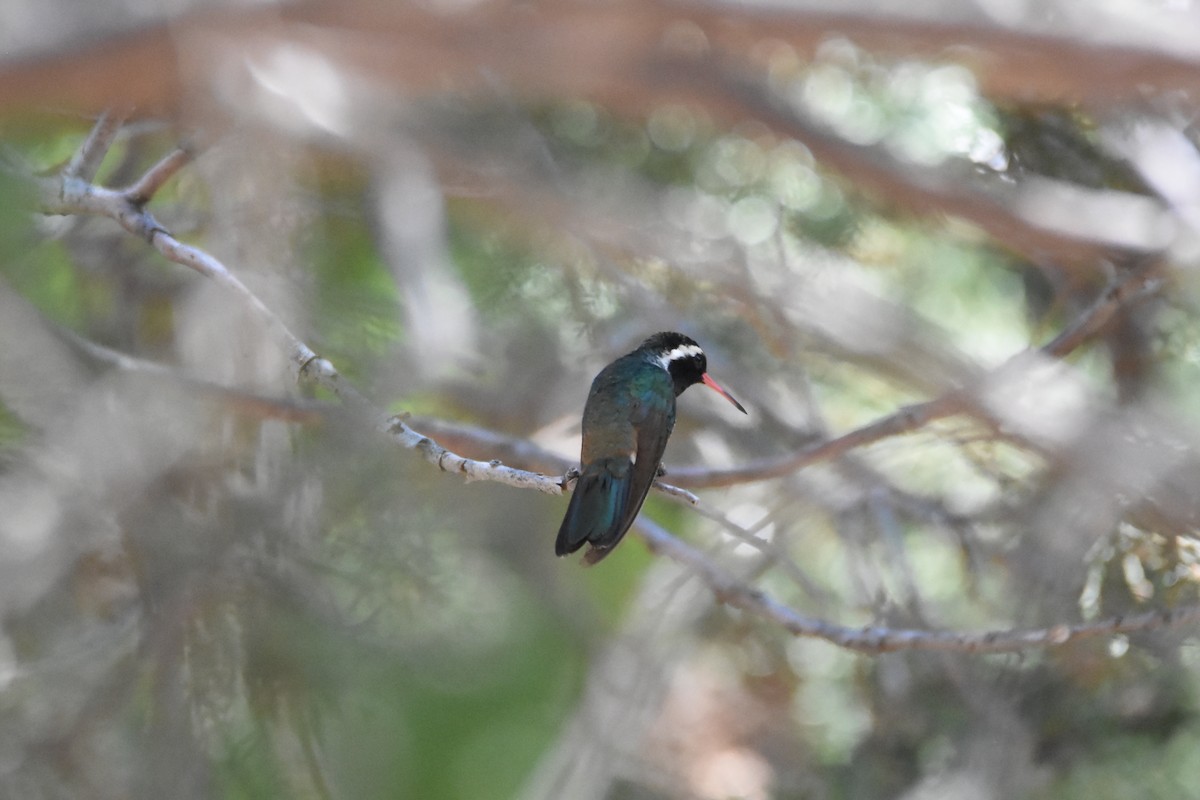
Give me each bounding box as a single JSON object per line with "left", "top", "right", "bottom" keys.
{"left": 244, "top": 43, "right": 351, "bottom": 136}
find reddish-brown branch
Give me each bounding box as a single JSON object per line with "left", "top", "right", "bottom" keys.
{"left": 668, "top": 263, "right": 1163, "bottom": 489}
{"left": 4, "top": 2, "right": 1200, "bottom": 114}
{"left": 0, "top": 1, "right": 1190, "bottom": 275}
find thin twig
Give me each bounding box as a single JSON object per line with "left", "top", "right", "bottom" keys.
{"left": 42, "top": 141, "right": 354, "bottom": 410}
{"left": 650, "top": 481, "right": 699, "bottom": 505}
{"left": 63, "top": 109, "right": 127, "bottom": 182}
{"left": 62, "top": 331, "right": 327, "bottom": 424}
{"left": 684, "top": 498, "right": 830, "bottom": 603}
{"left": 667, "top": 398, "right": 961, "bottom": 488}
{"left": 1042, "top": 260, "right": 1164, "bottom": 357}
{"left": 124, "top": 146, "right": 194, "bottom": 205}
{"left": 637, "top": 517, "right": 1200, "bottom": 653}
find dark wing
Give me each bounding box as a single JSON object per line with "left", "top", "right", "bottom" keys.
{"left": 606, "top": 397, "right": 673, "bottom": 549}
{"left": 583, "top": 371, "right": 675, "bottom": 564}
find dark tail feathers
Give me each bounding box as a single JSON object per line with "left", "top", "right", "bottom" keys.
{"left": 555, "top": 459, "right": 632, "bottom": 562}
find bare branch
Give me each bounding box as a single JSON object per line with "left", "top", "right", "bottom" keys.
{"left": 40, "top": 150, "right": 358, "bottom": 411}
{"left": 123, "top": 145, "right": 193, "bottom": 205}
{"left": 386, "top": 415, "right": 566, "bottom": 496}
{"left": 669, "top": 263, "right": 1164, "bottom": 489}
{"left": 62, "top": 109, "right": 126, "bottom": 182}
{"left": 650, "top": 480, "right": 700, "bottom": 506}
{"left": 407, "top": 416, "right": 574, "bottom": 475}
{"left": 61, "top": 331, "right": 327, "bottom": 425}
{"left": 1042, "top": 260, "right": 1165, "bottom": 358}
{"left": 637, "top": 517, "right": 1200, "bottom": 654}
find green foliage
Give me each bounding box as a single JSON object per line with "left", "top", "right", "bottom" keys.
{"left": 0, "top": 402, "right": 24, "bottom": 459}
{"left": 0, "top": 167, "right": 89, "bottom": 328}
{"left": 307, "top": 204, "right": 404, "bottom": 376}
{"left": 1034, "top": 725, "right": 1200, "bottom": 800}
{"left": 448, "top": 209, "right": 574, "bottom": 329}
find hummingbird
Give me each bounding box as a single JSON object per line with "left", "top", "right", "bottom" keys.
{"left": 555, "top": 332, "right": 747, "bottom": 564}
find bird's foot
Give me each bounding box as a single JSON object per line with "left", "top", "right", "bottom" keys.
{"left": 561, "top": 467, "right": 581, "bottom": 490}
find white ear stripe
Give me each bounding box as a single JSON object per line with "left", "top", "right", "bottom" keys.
{"left": 656, "top": 343, "right": 703, "bottom": 369}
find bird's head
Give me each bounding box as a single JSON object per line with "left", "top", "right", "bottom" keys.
{"left": 639, "top": 332, "right": 746, "bottom": 413}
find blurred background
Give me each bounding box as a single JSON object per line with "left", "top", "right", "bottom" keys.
{"left": 3, "top": 0, "right": 1200, "bottom": 797}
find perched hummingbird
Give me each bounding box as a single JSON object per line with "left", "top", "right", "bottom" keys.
{"left": 555, "top": 332, "right": 747, "bottom": 564}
